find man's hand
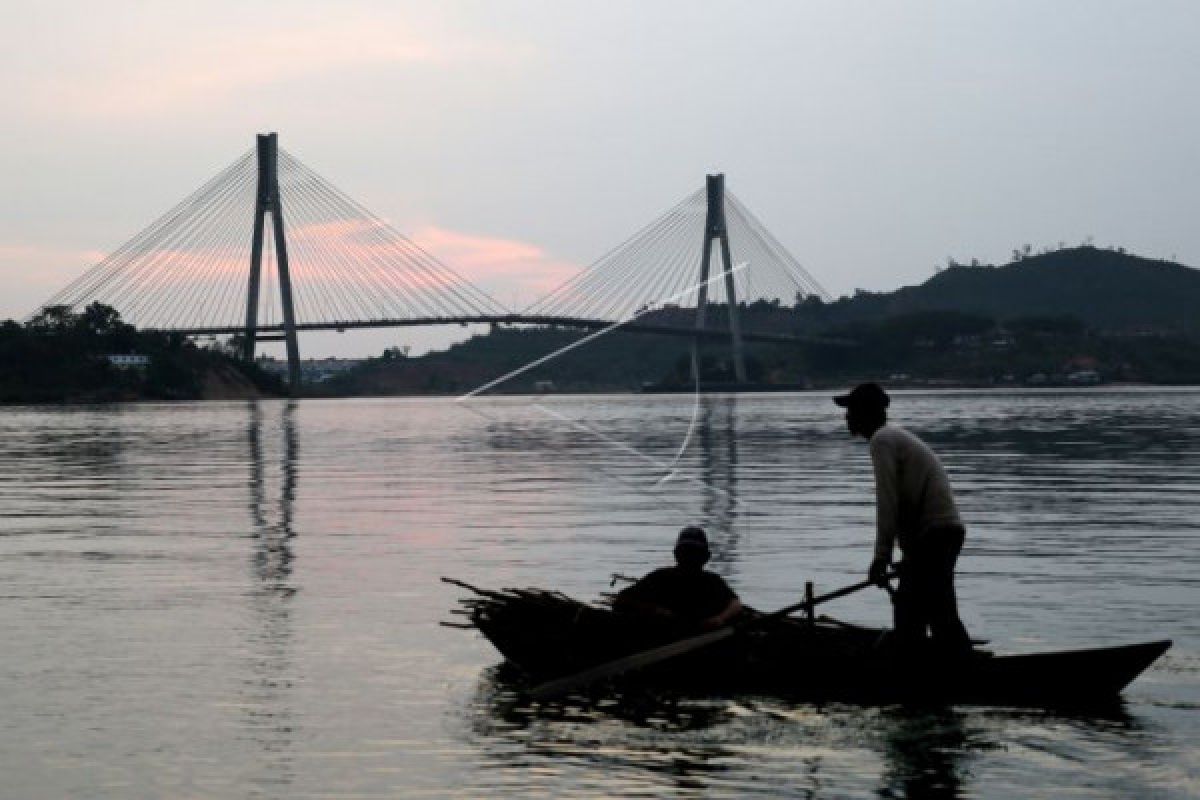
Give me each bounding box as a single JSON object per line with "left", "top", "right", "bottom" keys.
{"left": 868, "top": 557, "right": 891, "bottom": 587}
{"left": 700, "top": 598, "right": 744, "bottom": 631}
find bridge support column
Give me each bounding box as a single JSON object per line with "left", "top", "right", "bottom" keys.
{"left": 243, "top": 132, "right": 302, "bottom": 394}
{"left": 692, "top": 174, "right": 747, "bottom": 385}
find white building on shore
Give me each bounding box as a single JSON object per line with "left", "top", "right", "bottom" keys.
{"left": 105, "top": 354, "right": 150, "bottom": 369}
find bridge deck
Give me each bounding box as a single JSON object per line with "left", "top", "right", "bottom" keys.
{"left": 153, "top": 315, "right": 847, "bottom": 346}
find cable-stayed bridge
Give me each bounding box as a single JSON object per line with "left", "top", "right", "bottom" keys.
{"left": 38, "top": 133, "right": 832, "bottom": 391}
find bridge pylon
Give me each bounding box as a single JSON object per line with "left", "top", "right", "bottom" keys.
{"left": 243, "top": 132, "right": 302, "bottom": 394}
{"left": 692, "top": 174, "right": 747, "bottom": 384}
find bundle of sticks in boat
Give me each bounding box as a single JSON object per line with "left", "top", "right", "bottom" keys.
{"left": 440, "top": 577, "right": 597, "bottom": 630}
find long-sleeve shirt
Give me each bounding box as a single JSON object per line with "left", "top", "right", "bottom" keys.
{"left": 614, "top": 566, "right": 738, "bottom": 624}
{"left": 869, "top": 425, "right": 962, "bottom": 560}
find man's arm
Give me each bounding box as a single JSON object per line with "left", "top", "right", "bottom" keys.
{"left": 869, "top": 434, "right": 900, "bottom": 581}
{"left": 702, "top": 597, "right": 744, "bottom": 630}
{"left": 613, "top": 592, "right": 676, "bottom": 620}
{"left": 613, "top": 573, "right": 676, "bottom": 620}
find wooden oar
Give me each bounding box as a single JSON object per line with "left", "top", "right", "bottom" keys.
{"left": 529, "top": 572, "right": 894, "bottom": 699}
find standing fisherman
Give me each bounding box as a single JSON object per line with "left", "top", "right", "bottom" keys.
{"left": 835, "top": 383, "right": 972, "bottom": 653}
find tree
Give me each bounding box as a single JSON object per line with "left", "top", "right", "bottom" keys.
{"left": 26, "top": 305, "right": 75, "bottom": 332}
{"left": 79, "top": 303, "right": 127, "bottom": 336}
{"left": 797, "top": 293, "right": 824, "bottom": 309}
{"left": 381, "top": 345, "right": 410, "bottom": 361}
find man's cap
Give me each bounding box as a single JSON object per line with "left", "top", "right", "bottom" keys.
{"left": 675, "top": 526, "right": 709, "bottom": 553}
{"left": 833, "top": 382, "right": 890, "bottom": 409}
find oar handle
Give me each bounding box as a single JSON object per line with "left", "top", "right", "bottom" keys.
{"left": 751, "top": 569, "right": 898, "bottom": 628}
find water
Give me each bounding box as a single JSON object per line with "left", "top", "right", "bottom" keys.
{"left": 0, "top": 390, "right": 1196, "bottom": 798}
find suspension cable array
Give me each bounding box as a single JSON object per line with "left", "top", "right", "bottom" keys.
{"left": 35, "top": 134, "right": 832, "bottom": 388}
{"left": 39, "top": 143, "right": 509, "bottom": 333}
{"left": 524, "top": 184, "right": 831, "bottom": 321}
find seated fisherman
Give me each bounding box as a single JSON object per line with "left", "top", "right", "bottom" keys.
{"left": 613, "top": 527, "right": 743, "bottom": 630}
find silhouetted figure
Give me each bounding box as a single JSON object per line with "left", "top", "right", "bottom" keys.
{"left": 614, "top": 527, "right": 743, "bottom": 630}
{"left": 835, "top": 383, "right": 972, "bottom": 653}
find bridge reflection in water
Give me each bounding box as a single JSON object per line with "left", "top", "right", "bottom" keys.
{"left": 241, "top": 400, "right": 299, "bottom": 794}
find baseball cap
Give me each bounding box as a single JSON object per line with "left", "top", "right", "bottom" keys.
{"left": 675, "top": 526, "right": 710, "bottom": 554}
{"left": 833, "top": 382, "right": 890, "bottom": 409}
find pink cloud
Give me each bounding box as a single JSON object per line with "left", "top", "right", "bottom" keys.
{"left": 28, "top": 15, "right": 531, "bottom": 119}
{"left": 284, "top": 218, "right": 582, "bottom": 306}
{"left": 288, "top": 218, "right": 391, "bottom": 249}
{"left": 0, "top": 243, "right": 109, "bottom": 278}
{"left": 409, "top": 225, "right": 580, "bottom": 305}
{"left": 288, "top": 219, "right": 588, "bottom": 307}
{"left": 9, "top": 220, "right": 582, "bottom": 323}
{"left": 0, "top": 243, "right": 112, "bottom": 317}
{"left": 285, "top": 218, "right": 464, "bottom": 295}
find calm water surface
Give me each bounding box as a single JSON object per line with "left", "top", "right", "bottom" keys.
{"left": 0, "top": 390, "right": 1196, "bottom": 798}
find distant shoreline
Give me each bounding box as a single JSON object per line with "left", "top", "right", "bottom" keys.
{"left": 7, "top": 382, "right": 1200, "bottom": 407}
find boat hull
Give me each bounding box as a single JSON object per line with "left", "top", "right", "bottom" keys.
{"left": 448, "top": 582, "right": 1171, "bottom": 707}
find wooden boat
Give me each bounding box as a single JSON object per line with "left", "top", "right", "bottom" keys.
{"left": 444, "top": 580, "right": 1171, "bottom": 707}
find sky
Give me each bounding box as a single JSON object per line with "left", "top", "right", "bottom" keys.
{"left": 3, "top": 0, "right": 1199, "bottom": 358}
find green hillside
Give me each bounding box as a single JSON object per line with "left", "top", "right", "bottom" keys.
{"left": 0, "top": 304, "right": 283, "bottom": 403}
{"left": 812, "top": 246, "right": 1200, "bottom": 333}
{"left": 318, "top": 246, "right": 1200, "bottom": 393}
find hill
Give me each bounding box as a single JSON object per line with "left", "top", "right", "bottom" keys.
{"left": 317, "top": 246, "right": 1200, "bottom": 394}
{"left": 803, "top": 246, "right": 1200, "bottom": 333}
